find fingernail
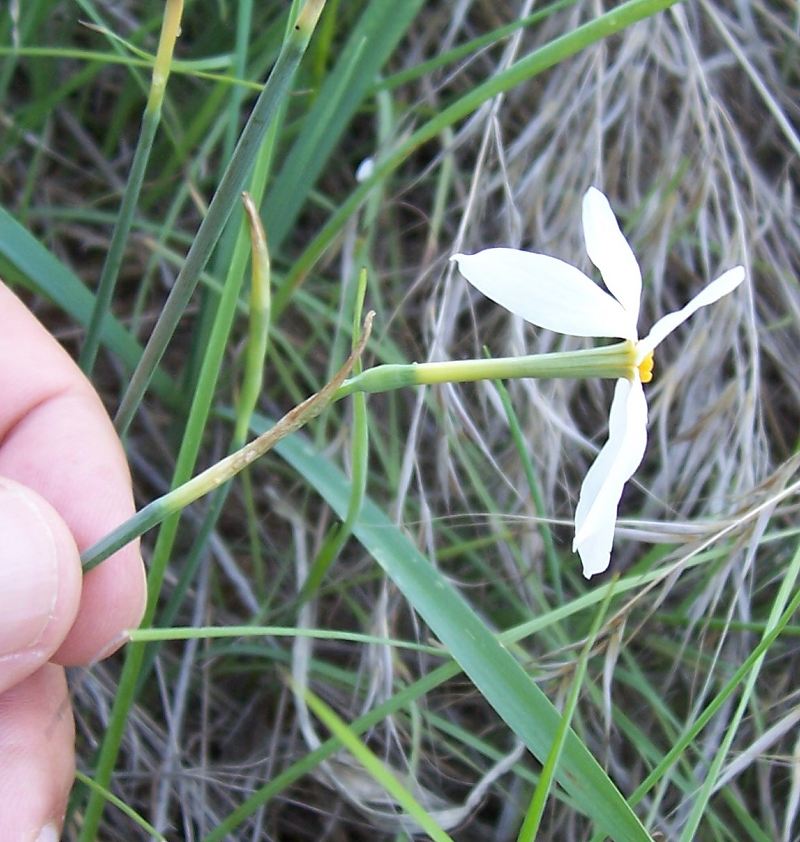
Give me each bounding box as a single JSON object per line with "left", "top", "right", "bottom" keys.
{"left": 0, "top": 482, "right": 60, "bottom": 657}
{"left": 35, "top": 822, "right": 60, "bottom": 842}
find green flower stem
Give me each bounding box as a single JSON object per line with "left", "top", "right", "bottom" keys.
{"left": 334, "top": 341, "right": 636, "bottom": 400}
{"left": 114, "top": 0, "right": 327, "bottom": 435}
{"left": 84, "top": 339, "right": 633, "bottom": 573}
{"left": 80, "top": 311, "right": 373, "bottom": 573}
{"left": 79, "top": 0, "right": 184, "bottom": 374}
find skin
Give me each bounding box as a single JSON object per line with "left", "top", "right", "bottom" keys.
{"left": 0, "top": 281, "right": 146, "bottom": 839}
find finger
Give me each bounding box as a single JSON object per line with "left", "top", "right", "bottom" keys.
{"left": 0, "top": 282, "right": 146, "bottom": 665}
{"left": 0, "top": 664, "right": 74, "bottom": 840}
{"left": 0, "top": 480, "right": 81, "bottom": 695}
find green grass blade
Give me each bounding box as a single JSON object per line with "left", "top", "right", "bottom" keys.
{"left": 518, "top": 579, "right": 617, "bottom": 840}
{"left": 202, "top": 661, "right": 460, "bottom": 842}
{"left": 79, "top": 0, "right": 184, "bottom": 374}
{"left": 678, "top": 537, "right": 800, "bottom": 839}
{"left": 73, "top": 772, "right": 167, "bottom": 842}
{"left": 301, "top": 685, "right": 454, "bottom": 842}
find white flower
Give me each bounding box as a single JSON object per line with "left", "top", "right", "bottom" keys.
{"left": 452, "top": 187, "right": 744, "bottom": 578}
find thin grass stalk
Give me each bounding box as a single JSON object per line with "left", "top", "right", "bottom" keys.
{"left": 73, "top": 771, "right": 167, "bottom": 842}
{"left": 181, "top": 0, "right": 254, "bottom": 398}
{"left": 301, "top": 686, "right": 454, "bottom": 842}
{"left": 202, "top": 660, "right": 460, "bottom": 842}
{"left": 130, "top": 625, "right": 442, "bottom": 654}
{"left": 517, "top": 578, "right": 618, "bottom": 840}
{"left": 298, "top": 268, "right": 369, "bottom": 603}
{"left": 79, "top": 0, "right": 184, "bottom": 374}
{"left": 78, "top": 149, "right": 280, "bottom": 834}
{"left": 114, "top": 0, "right": 327, "bottom": 435}
{"left": 375, "top": 0, "right": 576, "bottom": 93}
{"left": 272, "top": 0, "right": 679, "bottom": 316}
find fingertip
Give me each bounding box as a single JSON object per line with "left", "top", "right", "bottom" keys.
{"left": 0, "top": 479, "right": 82, "bottom": 693}
{"left": 52, "top": 540, "right": 146, "bottom": 666}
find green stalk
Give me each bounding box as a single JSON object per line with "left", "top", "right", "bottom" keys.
{"left": 83, "top": 337, "right": 634, "bottom": 574}
{"left": 301, "top": 686, "right": 454, "bottom": 842}
{"left": 79, "top": 0, "right": 184, "bottom": 374}
{"left": 273, "top": 0, "right": 678, "bottom": 316}
{"left": 298, "top": 268, "right": 370, "bottom": 603}
{"left": 517, "top": 578, "right": 617, "bottom": 841}
{"left": 334, "top": 341, "right": 637, "bottom": 399}
{"left": 114, "top": 0, "right": 327, "bottom": 435}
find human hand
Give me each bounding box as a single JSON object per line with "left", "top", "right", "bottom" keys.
{"left": 0, "top": 282, "right": 146, "bottom": 840}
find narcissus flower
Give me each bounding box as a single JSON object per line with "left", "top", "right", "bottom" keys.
{"left": 452, "top": 187, "right": 744, "bottom": 578}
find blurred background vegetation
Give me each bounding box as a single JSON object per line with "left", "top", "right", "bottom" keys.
{"left": 2, "top": 0, "right": 799, "bottom": 839}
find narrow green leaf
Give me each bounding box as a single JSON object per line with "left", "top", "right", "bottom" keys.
{"left": 301, "top": 686, "right": 454, "bottom": 842}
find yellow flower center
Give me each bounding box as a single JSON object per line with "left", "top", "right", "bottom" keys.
{"left": 638, "top": 352, "right": 654, "bottom": 383}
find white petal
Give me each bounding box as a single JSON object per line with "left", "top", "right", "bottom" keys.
{"left": 451, "top": 249, "right": 637, "bottom": 340}
{"left": 637, "top": 266, "right": 745, "bottom": 360}
{"left": 573, "top": 378, "right": 648, "bottom": 577}
{"left": 582, "top": 187, "right": 642, "bottom": 325}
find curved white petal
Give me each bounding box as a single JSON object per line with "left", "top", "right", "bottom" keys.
{"left": 451, "top": 249, "right": 637, "bottom": 340}
{"left": 582, "top": 187, "right": 642, "bottom": 325}
{"left": 573, "top": 378, "right": 648, "bottom": 577}
{"left": 637, "top": 266, "right": 745, "bottom": 360}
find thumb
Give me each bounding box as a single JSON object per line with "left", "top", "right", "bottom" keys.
{"left": 0, "top": 478, "right": 82, "bottom": 695}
